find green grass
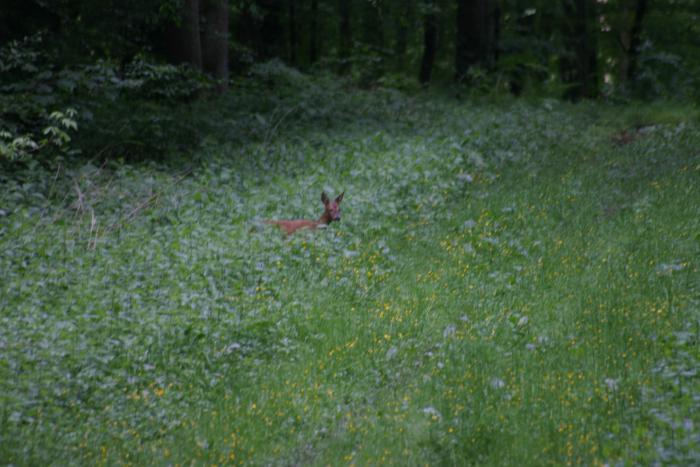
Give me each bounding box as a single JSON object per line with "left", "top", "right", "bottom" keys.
{"left": 1, "top": 86, "right": 699, "bottom": 465}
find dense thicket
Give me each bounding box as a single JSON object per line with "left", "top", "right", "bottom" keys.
{"left": 1, "top": 0, "right": 699, "bottom": 163}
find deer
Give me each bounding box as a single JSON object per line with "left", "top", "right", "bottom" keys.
{"left": 264, "top": 192, "right": 344, "bottom": 235}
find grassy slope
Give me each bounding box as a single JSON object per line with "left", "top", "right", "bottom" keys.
{"left": 1, "top": 86, "right": 699, "bottom": 465}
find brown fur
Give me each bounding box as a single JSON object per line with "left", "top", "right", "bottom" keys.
{"left": 265, "top": 192, "right": 344, "bottom": 236}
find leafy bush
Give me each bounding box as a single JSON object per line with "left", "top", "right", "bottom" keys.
{"left": 0, "top": 35, "right": 80, "bottom": 162}
{"left": 0, "top": 34, "right": 212, "bottom": 165}
{"left": 0, "top": 109, "right": 79, "bottom": 161}
{"left": 633, "top": 48, "right": 696, "bottom": 99}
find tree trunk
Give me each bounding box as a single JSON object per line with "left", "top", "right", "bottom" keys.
{"left": 201, "top": 0, "right": 229, "bottom": 92}
{"left": 165, "top": 0, "right": 202, "bottom": 69}
{"left": 288, "top": 0, "right": 298, "bottom": 65}
{"left": 362, "top": 0, "right": 383, "bottom": 51}
{"left": 617, "top": 1, "right": 633, "bottom": 83}
{"left": 259, "top": 0, "right": 284, "bottom": 60}
{"left": 507, "top": 0, "right": 531, "bottom": 95}
{"left": 419, "top": 5, "right": 438, "bottom": 85}
{"left": 309, "top": 0, "right": 319, "bottom": 64}
{"left": 560, "top": 0, "right": 598, "bottom": 100}
{"left": 338, "top": 0, "right": 352, "bottom": 74}
{"left": 360, "top": 0, "right": 384, "bottom": 83}
{"left": 626, "top": 0, "right": 648, "bottom": 81}
{"left": 394, "top": 0, "right": 414, "bottom": 69}
{"left": 455, "top": 0, "right": 497, "bottom": 81}
{"left": 232, "top": 2, "right": 256, "bottom": 71}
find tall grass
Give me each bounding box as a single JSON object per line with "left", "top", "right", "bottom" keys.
{"left": 1, "top": 84, "right": 699, "bottom": 465}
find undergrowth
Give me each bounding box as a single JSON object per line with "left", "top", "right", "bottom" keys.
{"left": 1, "top": 77, "right": 699, "bottom": 465}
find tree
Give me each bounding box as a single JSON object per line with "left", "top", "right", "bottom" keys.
{"left": 498, "top": 0, "right": 557, "bottom": 96}
{"left": 288, "top": 0, "right": 298, "bottom": 65}
{"left": 338, "top": 0, "right": 353, "bottom": 74}
{"left": 2, "top": 0, "right": 698, "bottom": 101}
{"left": 0, "top": 0, "right": 60, "bottom": 47}
{"left": 259, "top": 0, "right": 285, "bottom": 60}
{"left": 455, "top": 0, "right": 498, "bottom": 81}
{"left": 161, "top": 0, "right": 229, "bottom": 90}
{"left": 622, "top": 0, "right": 648, "bottom": 83}
{"left": 419, "top": 1, "right": 438, "bottom": 85}
{"left": 391, "top": 0, "right": 416, "bottom": 70}
{"left": 165, "top": 0, "right": 203, "bottom": 69}
{"left": 201, "top": 0, "right": 230, "bottom": 92}
{"left": 560, "top": 0, "right": 598, "bottom": 99}
{"left": 309, "top": 0, "right": 320, "bottom": 64}
{"left": 362, "top": 0, "right": 384, "bottom": 52}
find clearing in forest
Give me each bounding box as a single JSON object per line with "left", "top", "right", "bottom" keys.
{"left": 1, "top": 93, "right": 699, "bottom": 465}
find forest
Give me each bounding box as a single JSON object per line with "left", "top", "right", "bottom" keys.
{"left": 1, "top": 0, "right": 700, "bottom": 465}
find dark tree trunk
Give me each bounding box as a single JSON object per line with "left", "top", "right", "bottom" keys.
{"left": 232, "top": 2, "right": 256, "bottom": 71}
{"left": 259, "top": 0, "right": 284, "bottom": 60}
{"left": 360, "top": 0, "right": 384, "bottom": 83}
{"left": 419, "top": 6, "right": 437, "bottom": 85}
{"left": 617, "top": 2, "right": 633, "bottom": 83}
{"left": 455, "top": 0, "right": 497, "bottom": 81}
{"left": 515, "top": 0, "right": 534, "bottom": 34}
{"left": 288, "top": 0, "right": 298, "bottom": 65}
{"left": 201, "top": 0, "right": 229, "bottom": 92}
{"left": 338, "top": 0, "right": 352, "bottom": 74}
{"left": 626, "top": 0, "right": 648, "bottom": 81}
{"left": 165, "top": 0, "right": 202, "bottom": 69}
{"left": 493, "top": 4, "right": 500, "bottom": 63}
{"left": 309, "top": 0, "right": 320, "bottom": 64}
{"left": 508, "top": 0, "right": 534, "bottom": 94}
{"left": 362, "top": 0, "right": 384, "bottom": 51}
{"left": 394, "top": 0, "right": 414, "bottom": 69}
{"left": 560, "top": 0, "right": 598, "bottom": 100}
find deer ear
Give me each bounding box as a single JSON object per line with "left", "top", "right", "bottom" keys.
{"left": 335, "top": 192, "right": 344, "bottom": 203}
{"left": 321, "top": 192, "right": 329, "bottom": 204}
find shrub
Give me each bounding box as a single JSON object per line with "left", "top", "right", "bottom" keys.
{"left": 0, "top": 33, "right": 211, "bottom": 165}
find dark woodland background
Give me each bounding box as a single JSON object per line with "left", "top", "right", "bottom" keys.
{"left": 1, "top": 0, "right": 698, "bottom": 163}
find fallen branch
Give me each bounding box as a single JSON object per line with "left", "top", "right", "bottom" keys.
{"left": 104, "top": 167, "right": 193, "bottom": 236}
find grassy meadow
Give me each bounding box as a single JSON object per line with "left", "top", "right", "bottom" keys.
{"left": 1, "top": 83, "right": 699, "bottom": 465}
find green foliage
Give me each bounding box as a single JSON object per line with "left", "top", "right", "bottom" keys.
{"left": 0, "top": 34, "right": 212, "bottom": 163}
{"left": 606, "top": 101, "right": 700, "bottom": 130}
{"left": 0, "top": 36, "right": 81, "bottom": 161}
{"left": 634, "top": 48, "right": 695, "bottom": 99}
{"left": 0, "top": 0, "right": 176, "bottom": 61}
{"left": 1, "top": 79, "right": 699, "bottom": 464}
{"left": 633, "top": 1, "right": 700, "bottom": 99}
{"left": 122, "top": 56, "right": 211, "bottom": 101}
{"left": 72, "top": 56, "right": 212, "bottom": 159}
{"left": 0, "top": 108, "right": 79, "bottom": 161}
{"left": 2, "top": 0, "right": 700, "bottom": 106}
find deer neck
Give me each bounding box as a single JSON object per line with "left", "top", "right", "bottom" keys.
{"left": 318, "top": 211, "right": 333, "bottom": 225}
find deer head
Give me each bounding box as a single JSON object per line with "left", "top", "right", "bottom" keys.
{"left": 321, "top": 191, "right": 344, "bottom": 223}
